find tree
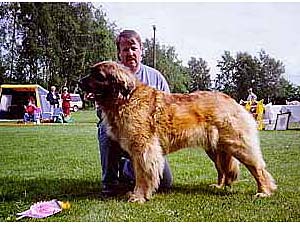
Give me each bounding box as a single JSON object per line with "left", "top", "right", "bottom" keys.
{"left": 257, "top": 50, "right": 285, "bottom": 103}
{"left": 90, "top": 6, "right": 117, "bottom": 63}
{"left": 0, "top": 3, "right": 9, "bottom": 83}
{"left": 215, "top": 51, "right": 237, "bottom": 98}
{"left": 142, "top": 38, "right": 188, "bottom": 93}
{"left": 274, "top": 77, "right": 300, "bottom": 104}
{"left": 234, "top": 52, "right": 261, "bottom": 100}
{"left": 187, "top": 57, "right": 211, "bottom": 92}
{"left": 0, "top": 2, "right": 117, "bottom": 92}
{"left": 0, "top": 2, "right": 22, "bottom": 82}
{"left": 215, "top": 50, "right": 286, "bottom": 102}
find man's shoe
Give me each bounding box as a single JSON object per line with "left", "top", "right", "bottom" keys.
{"left": 101, "top": 183, "right": 133, "bottom": 198}
{"left": 157, "top": 186, "right": 172, "bottom": 193}
{"left": 101, "top": 184, "right": 120, "bottom": 197}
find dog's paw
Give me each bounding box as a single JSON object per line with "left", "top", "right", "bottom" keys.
{"left": 127, "top": 192, "right": 147, "bottom": 204}
{"left": 254, "top": 192, "right": 271, "bottom": 198}
{"left": 209, "top": 184, "right": 224, "bottom": 189}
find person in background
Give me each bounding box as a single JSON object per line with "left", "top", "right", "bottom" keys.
{"left": 23, "top": 96, "right": 37, "bottom": 123}
{"left": 61, "top": 87, "right": 71, "bottom": 118}
{"left": 46, "top": 86, "right": 60, "bottom": 120}
{"left": 97, "top": 29, "right": 173, "bottom": 197}
{"left": 247, "top": 88, "right": 257, "bottom": 102}
{"left": 246, "top": 88, "right": 258, "bottom": 114}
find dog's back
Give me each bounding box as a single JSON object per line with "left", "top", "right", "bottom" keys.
{"left": 143, "top": 89, "right": 258, "bottom": 155}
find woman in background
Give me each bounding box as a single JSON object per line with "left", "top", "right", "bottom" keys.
{"left": 61, "top": 87, "right": 71, "bottom": 118}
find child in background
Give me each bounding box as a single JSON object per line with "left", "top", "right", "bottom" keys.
{"left": 23, "top": 97, "right": 37, "bottom": 123}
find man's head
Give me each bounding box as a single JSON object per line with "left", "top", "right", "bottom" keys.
{"left": 116, "top": 30, "right": 142, "bottom": 74}
{"left": 51, "top": 86, "right": 56, "bottom": 92}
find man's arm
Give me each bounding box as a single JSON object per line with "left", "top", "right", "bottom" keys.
{"left": 159, "top": 75, "right": 170, "bottom": 93}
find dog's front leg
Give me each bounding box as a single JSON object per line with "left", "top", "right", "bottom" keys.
{"left": 127, "top": 139, "right": 164, "bottom": 203}
{"left": 127, "top": 163, "right": 152, "bottom": 203}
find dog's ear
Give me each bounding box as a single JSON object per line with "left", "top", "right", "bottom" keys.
{"left": 115, "top": 72, "right": 136, "bottom": 99}
{"left": 111, "top": 65, "right": 136, "bottom": 99}
{"left": 91, "top": 62, "right": 112, "bottom": 80}
{"left": 118, "top": 77, "right": 136, "bottom": 99}
{"left": 95, "top": 61, "right": 136, "bottom": 99}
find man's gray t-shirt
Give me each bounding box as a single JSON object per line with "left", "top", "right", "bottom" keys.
{"left": 136, "top": 64, "right": 170, "bottom": 93}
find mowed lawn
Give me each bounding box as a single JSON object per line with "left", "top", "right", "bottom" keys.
{"left": 0, "top": 110, "right": 300, "bottom": 222}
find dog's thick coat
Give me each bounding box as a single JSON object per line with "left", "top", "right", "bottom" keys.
{"left": 80, "top": 61, "right": 277, "bottom": 203}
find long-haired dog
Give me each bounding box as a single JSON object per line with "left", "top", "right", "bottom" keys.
{"left": 80, "top": 61, "right": 277, "bottom": 203}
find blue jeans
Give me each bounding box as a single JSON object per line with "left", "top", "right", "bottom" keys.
{"left": 98, "top": 122, "right": 173, "bottom": 189}
{"left": 23, "top": 113, "right": 36, "bottom": 122}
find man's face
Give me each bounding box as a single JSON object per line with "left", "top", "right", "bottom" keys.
{"left": 118, "top": 37, "right": 142, "bottom": 71}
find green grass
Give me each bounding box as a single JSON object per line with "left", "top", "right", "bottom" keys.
{"left": 0, "top": 110, "right": 300, "bottom": 221}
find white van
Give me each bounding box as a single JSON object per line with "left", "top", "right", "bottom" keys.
{"left": 69, "top": 94, "right": 83, "bottom": 111}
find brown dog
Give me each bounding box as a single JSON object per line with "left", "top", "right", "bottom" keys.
{"left": 80, "top": 61, "right": 277, "bottom": 203}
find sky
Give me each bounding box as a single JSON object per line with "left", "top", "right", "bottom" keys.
{"left": 95, "top": 2, "right": 300, "bottom": 85}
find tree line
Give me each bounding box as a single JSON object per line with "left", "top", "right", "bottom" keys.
{"left": 1, "top": 2, "right": 299, "bottom": 103}
{"left": 0, "top": 2, "right": 117, "bottom": 92}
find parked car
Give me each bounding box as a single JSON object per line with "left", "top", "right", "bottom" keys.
{"left": 69, "top": 94, "right": 83, "bottom": 112}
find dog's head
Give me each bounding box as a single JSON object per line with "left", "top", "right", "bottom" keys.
{"left": 80, "top": 61, "right": 136, "bottom": 100}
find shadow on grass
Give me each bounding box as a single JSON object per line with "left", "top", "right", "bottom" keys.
{"left": 1, "top": 177, "right": 103, "bottom": 202}
{"left": 165, "top": 182, "right": 238, "bottom": 197}
{"left": 1, "top": 177, "right": 237, "bottom": 203}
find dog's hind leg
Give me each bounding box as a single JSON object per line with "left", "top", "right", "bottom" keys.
{"left": 223, "top": 138, "right": 277, "bottom": 197}
{"left": 234, "top": 152, "right": 277, "bottom": 197}
{"left": 205, "top": 148, "right": 225, "bottom": 188}
{"left": 205, "top": 127, "right": 240, "bottom": 189}
{"left": 245, "top": 164, "right": 277, "bottom": 197}
{"left": 206, "top": 149, "right": 240, "bottom": 188}
{"left": 220, "top": 151, "right": 240, "bottom": 186}
{"left": 127, "top": 137, "right": 164, "bottom": 203}
{"left": 205, "top": 127, "right": 225, "bottom": 188}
